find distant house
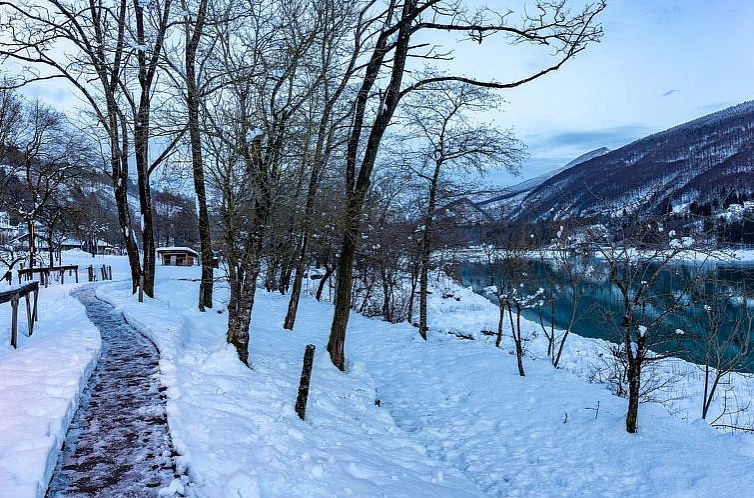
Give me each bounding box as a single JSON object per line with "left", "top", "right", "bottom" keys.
{"left": 156, "top": 246, "right": 199, "bottom": 266}
{"left": 0, "top": 212, "right": 17, "bottom": 241}
{"left": 9, "top": 229, "right": 47, "bottom": 252}
{"left": 58, "top": 238, "right": 116, "bottom": 255}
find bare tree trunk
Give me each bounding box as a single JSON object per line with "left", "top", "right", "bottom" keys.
{"left": 228, "top": 267, "right": 259, "bottom": 366}
{"left": 418, "top": 160, "right": 442, "bottom": 339}
{"left": 328, "top": 3, "right": 414, "bottom": 369}
{"left": 515, "top": 304, "right": 525, "bottom": 377}
{"left": 496, "top": 297, "right": 505, "bottom": 347}
{"left": 26, "top": 220, "right": 35, "bottom": 268}
{"left": 626, "top": 361, "right": 641, "bottom": 433}
{"left": 316, "top": 264, "right": 333, "bottom": 301}
{"left": 284, "top": 235, "right": 310, "bottom": 329}
{"left": 328, "top": 229, "right": 357, "bottom": 370}
{"left": 110, "top": 124, "right": 142, "bottom": 293}
{"left": 407, "top": 261, "right": 418, "bottom": 324}
{"left": 185, "top": 0, "right": 214, "bottom": 310}
{"left": 48, "top": 233, "right": 54, "bottom": 268}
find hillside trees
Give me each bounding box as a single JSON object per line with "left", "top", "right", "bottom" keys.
{"left": 326, "top": 0, "right": 606, "bottom": 370}
{"left": 0, "top": 99, "right": 86, "bottom": 267}
{"left": 0, "top": 0, "right": 178, "bottom": 296}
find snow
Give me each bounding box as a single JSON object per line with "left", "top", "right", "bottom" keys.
{"left": 96, "top": 269, "right": 480, "bottom": 497}
{"left": 7, "top": 253, "right": 754, "bottom": 496}
{"left": 0, "top": 283, "right": 100, "bottom": 498}
{"left": 89, "top": 264, "right": 754, "bottom": 497}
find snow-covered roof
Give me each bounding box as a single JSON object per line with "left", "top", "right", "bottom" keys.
{"left": 156, "top": 246, "right": 199, "bottom": 257}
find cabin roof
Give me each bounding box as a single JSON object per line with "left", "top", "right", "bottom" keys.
{"left": 156, "top": 246, "right": 199, "bottom": 257}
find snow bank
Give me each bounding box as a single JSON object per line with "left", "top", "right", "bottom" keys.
{"left": 97, "top": 274, "right": 482, "bottom": 498}
{"left": 93, "top": 264, "right": 754, "bottom": 497}
{"left": 347, "top": 275, "right": 754, "bottom": 497}
{"left": 0, "top": 285, "right": 101, "bottom": 498}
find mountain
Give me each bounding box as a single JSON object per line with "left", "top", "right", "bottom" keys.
{"left": 500, "top": 101, "right": 754, "bottom": 222}
{"left": 478, "top": 147, "right": 610, "bottom": 215}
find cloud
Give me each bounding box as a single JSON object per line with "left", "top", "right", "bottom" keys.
{"left": 694, "top": 101, "right": 734, "bottom": 114}
{"left": 661, "top": 89, "right": 678, "bottom": 97}
{"left": 526, "top": 125, "right": 651, "bottom": 154}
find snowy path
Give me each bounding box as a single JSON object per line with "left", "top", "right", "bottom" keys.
{"left": 46, "top": 286, "right": 184, "bottom": 497}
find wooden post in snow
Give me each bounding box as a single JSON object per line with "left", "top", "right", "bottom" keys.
{"left": 10, "top": 295, "right": 18, "bottom": 349}
{"left": 138, "top": 274, "right": 144, "bottom": 302}
{"left": 24, "top": 293, "right": 32, "bottom": 336}
{"left": 295, "top": 344, "right": 316, "bottom": 420}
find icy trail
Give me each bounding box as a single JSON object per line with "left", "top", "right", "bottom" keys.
{"left": 46, "top": 286, "right": 185, "bottom": 497}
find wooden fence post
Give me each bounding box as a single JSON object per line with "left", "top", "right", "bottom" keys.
{"left": 295, "top": 344, "right": 316, "bottom": 420}
{"left": 138, "top": 274, "right": 144, "bottom": 302}
{"left": 10, "top": 295, "right": 18, "bottom": 349}
{"left": 32, "top": 286, "right": 39, "bottom": 322}
{"left": 24, "top": 293, "right": 32, "bottom": 336}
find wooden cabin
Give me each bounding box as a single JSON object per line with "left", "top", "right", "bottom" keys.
{"left": 156, "top": 246, "right": 199, "bottom": 266}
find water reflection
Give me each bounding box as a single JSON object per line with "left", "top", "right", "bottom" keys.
{"left": 459, "top": 258, "right": 754, "bottom": 371}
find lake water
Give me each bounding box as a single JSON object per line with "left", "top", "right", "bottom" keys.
{"left": 458, "top": 258, "right": 754, "bottom": 370}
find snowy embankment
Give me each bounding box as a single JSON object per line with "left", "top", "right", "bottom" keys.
{"left": 97, "top": 269, "right": 480, "bottom": 498}
{"left": 0, "top": 283, "right": 100, "bottom": 498}
{"left": 0, "top": 251, "right": 135, "bottom": 497}
{"left": 94, "top": 264, "right": 754, "bottom": 497}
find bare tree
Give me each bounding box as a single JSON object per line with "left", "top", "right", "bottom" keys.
{"left": 687, "top": 270, "right": 753, "bottom": 421}
{"left": 1, "top": 0, "right": 179, "bottom": 295}
{"left": 594, "top": 218, "right": 712, "bottom": 433}
{"left": 535, "top": 220, "right": 597, "bottom": 368}
{"left": 282, "top": 0, "right": 363, "bottom": 331}
{"left": 0, "top": 99, "right": 85, "bottom": 267}
{"left": 327, "top": 0, "right": 606, "bottom": 371}
{"left": 400, "top": 81, "right": 524, "bottom": 339}
{"left": 204, "top": 0, "right": 326, "bottom": 365}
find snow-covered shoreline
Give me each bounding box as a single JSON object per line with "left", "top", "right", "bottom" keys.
{"left": 7, "top": 253, "right": 754, "bottom": 497}
{"left": 90, "top": 261, "right": 754, "bottom": 496}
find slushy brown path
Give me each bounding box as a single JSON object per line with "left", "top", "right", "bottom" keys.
{"left": 46, "top": 286, "right": 186, "bottom": 497}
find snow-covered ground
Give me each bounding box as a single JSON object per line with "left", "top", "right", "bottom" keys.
{"left": 0, "top": 279, "right": 100, "bottom": 497}
{"left": 6, "top": 252, "right": 754, "bottom": 497}
{"left": 0, "top": 251, "right": 133, "bottom": 497}
{"left": 96, "top": 262, "right": 754, "bottom": 496}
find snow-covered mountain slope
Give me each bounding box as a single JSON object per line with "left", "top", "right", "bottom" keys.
{"left": 510, "top": 101, "right": 754, "bottom": 221}
{"left": 476, "top": 147, "right": 610, "bottom": 217}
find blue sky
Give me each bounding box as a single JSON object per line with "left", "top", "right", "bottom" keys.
{"left": 12, "top": 0, "right": 754, "bottom": 189}
{"left": 459, "top": 0, "right": 754, "bottom": 186}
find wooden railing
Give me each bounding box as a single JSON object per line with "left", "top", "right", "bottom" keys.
{"left": 86, "top": 265, "right": 112, "bottom": 282}
{"left": 17, "top": 265, "right": 79, "bottom": 287}
{"left": 0, "top": 281, "right": 39, "bottom": 348}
